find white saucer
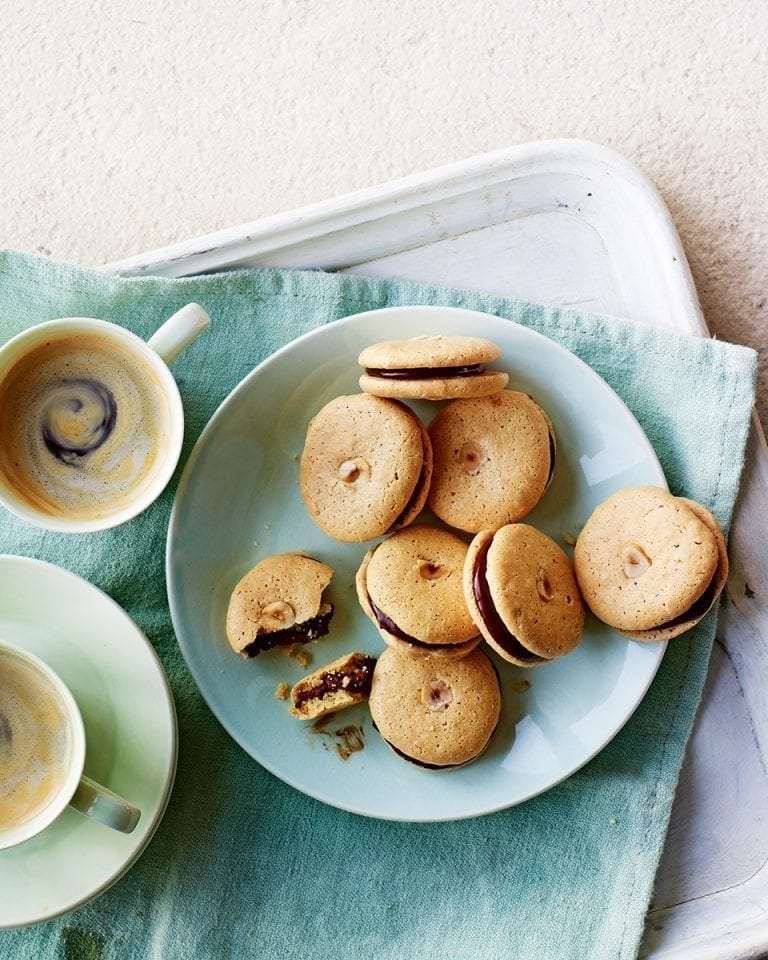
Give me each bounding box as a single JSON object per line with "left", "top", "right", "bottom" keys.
{"left": 0, "top": 555, "right": 177, "bottom": 928}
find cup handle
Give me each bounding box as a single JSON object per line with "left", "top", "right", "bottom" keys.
{"left": 69, "top": 775, "right": 141, "bottom": 834}
{"left": 146, "top": 303, "right": 211, "bottom": 365}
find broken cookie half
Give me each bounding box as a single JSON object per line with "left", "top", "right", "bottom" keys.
{"left": 289, "top": 652, "right": 377, "bottom": 720}
{"left": 226, "top": 553, "right": 334, "bottom": 658}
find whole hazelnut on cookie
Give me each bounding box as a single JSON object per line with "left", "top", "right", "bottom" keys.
{"left": 226, "top": 553, "right": 334, "bottom": 657}
{"left": 300, "top": 394, "right": 432, "bottom": 542}
{"left": 427, "top": 391, "right": 555, "bottom": 533}
{"left": 573, "top": 486, "right": 728, "bottom": 641}
{"left": 464, "top": 524, "right": 585, "bottom": 666}
{"left": 368, "top": 647, "right": 501, "bottom": 769}
{"left": 356, "top": 524, "right": 481, "bottom": 660}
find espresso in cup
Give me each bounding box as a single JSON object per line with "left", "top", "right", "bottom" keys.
{"left": 0, "top": 331, "right": 173, "bottom": 522}
{"left": 0, "top": 648, "right": 76, "bottom": 832}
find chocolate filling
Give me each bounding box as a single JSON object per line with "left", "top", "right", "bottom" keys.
{"left": 472, "top": 540, "right": 544, "bottom": 663}
{"left": 367, "top": 595, "right": 462, "bottom": 651}
{"left": 241, "top": 606, "right": 334, "bottom": 658}
{"left": 649, "top": 570, "right": 720, "bottom": 631}
{"left": 546, "top": 431, "right": 556, "bottom": 486}
{"left": 390, "top": 457, "right": 429, "bottom": 530}
{"left": 373, "top": 723, "right": 497, "bottom": 770}
{"left": 366, "top": 363, "right": 485, "bottom": 381}
{"left": 388, "top": 410, "right": 429, "bottom": 530}
{"left": 294, "top": 655, "right": 377, "bottom": 709}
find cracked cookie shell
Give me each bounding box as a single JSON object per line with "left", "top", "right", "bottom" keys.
{"left": 226, "top": 553, "right": 334, "bottom": 657}
{"left": 289, "top": 651, "right": 377, "bottom": 720}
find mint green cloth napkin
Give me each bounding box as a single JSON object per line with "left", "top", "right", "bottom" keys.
{"left": 0, "top": 251, "right": 756, "bottom": 960}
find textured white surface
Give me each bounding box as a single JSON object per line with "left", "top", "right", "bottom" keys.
{"left": 1, "top": 0, "right": 766, "bottom": 420}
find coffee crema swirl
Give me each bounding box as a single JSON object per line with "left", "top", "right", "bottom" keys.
{"left": 0, "top": 652, "right": 75, "bottom": 832}
{"left": 0, "top": 332, "right": 171, "bottom": 520}
{"left": 41, "top": 377, "right": 118, "bottom": 464}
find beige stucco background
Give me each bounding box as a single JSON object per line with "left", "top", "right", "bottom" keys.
{"left": 2, "top": 0, "right": 766, "bottom": 425}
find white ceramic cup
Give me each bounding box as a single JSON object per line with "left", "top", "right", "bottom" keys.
{"left": 0, "top": 304, "right": 210, "bottom": 533}
{"left": 0, "top": 639, "right": 140, "bottom": 850}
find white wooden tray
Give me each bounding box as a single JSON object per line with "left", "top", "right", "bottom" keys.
{"left": 106, "top": 139, "right": 768, "bottom": 960}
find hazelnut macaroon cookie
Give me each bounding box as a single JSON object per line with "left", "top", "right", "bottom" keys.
{"left": 358, "top": 335, "right": 509, "bottom": 400}
{"left": 428, "top": 390, "right": 556, "bottom": 533}
{"left": 464, "top": 524, "right": 585, "bottom": 666}
{"left": 357, "top": 524, "right": 481, "bottom": 660}
{"left": 289, "top": 651, "right": 377, "bottom": 720}
{"left": 226, "top": 553, "right": 334, "bottom": 657}
{"left": 300, "top": 394, "right": 432, "bottom": 542}
{"left": 369, "top": 647, "right": 501, "bottom": 769}
{"left": 574, "top": 486, "right": 728, "bottom": 642}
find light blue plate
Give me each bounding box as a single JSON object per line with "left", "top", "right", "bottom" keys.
{"left": 166, "top": 306, "right": 667, "bottom": 821}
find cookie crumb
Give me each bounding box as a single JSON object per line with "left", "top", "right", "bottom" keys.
{"left": 275, "top": 682, "right": 290, "bottom": 700}
{"left": 512, "top": 679, "right": 531, "bottom": 693}
{"left": 335, "top": 724, "right": 365, "bottom": 760}
{"left": 295, "top": 650, "right": 311, "bottom": 668}
{"left": 561, "top": 530, "right": 576, "bottom": 546}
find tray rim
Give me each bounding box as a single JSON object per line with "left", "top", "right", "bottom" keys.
{"left": 101, "top": 137, "right": 706, "bottom": 342}
{"left": 103, "top": 138, "right": 768, "bottom": 960}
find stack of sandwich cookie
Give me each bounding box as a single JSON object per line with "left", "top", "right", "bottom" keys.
{"left": 356, "top": 525, "right": 481, "bottom": 660}
{"left": 464, "top": 524, "right": 585, "bottom": 666}
{"left": 428, "top": 390, "right": 556, "bottom": 533}
{"left": 368, "top": 647, "right": 502, "bottom": 769}
{"left": 358, "top": 335, "right": 508, "bottom": 400}
{"left": 300, "top": 393, "right": 432, "bottom": 542}
{"left": 574, "top": 486, "right": 729, "bottom": 641}
{"left": 226, "top": 554, "right": 334, "bottom": 657}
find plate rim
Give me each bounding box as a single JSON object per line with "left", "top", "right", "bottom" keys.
{"left": 166, "top": 304, "right": 668, "bottom": 821}
{"left": 0, "top": 553, "right": 179, "bottom": 928}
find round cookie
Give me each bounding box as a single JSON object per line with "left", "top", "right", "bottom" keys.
{"left": 300, "top": 394, "right": 432, "bottom": 542}
{"left": 464, "top": 524, "right": 585, "bottom": 666}
{"left": 226, "top": 553, "right": 334, "bottom": 657}
{"left": 574, "top": 487, "right": 727, "bottom": 640}
{"left": 356, "top": 524, "right": 481, "bottom": 660}
{"left": 368, "top": 647, "right": 501, "bottom": 769}
{"left": 358, "top": 335, "right": 508, "bottom": 400}
{"left": 427, "top": 391, "right": 555, "bottom": 533}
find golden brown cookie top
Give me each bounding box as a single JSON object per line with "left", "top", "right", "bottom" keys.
{"left": 300, "top": 394, "right": 430, "bottom": 542}
{"left": 356, "top": 524, "right": 480, "bottom": 658}
{"left": 358, "top": 336, "right": 508, "bottom": 401}
{"left": 427, "top": 391, "right": 554, "bottom": 533}
{"left": 358, "top": 335, "right": 501, "bottom": 369}
{"left": 573, "top": 486, "right": 720, "bottom": 633}
{"left": 368, "top": 647, "right": 501, "bottom": 768}
{"left": 619, "top": 496, "right": 729, "bottom": 641}
{"left": 464, "top": 525, "right": 585, "bottom": 665}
